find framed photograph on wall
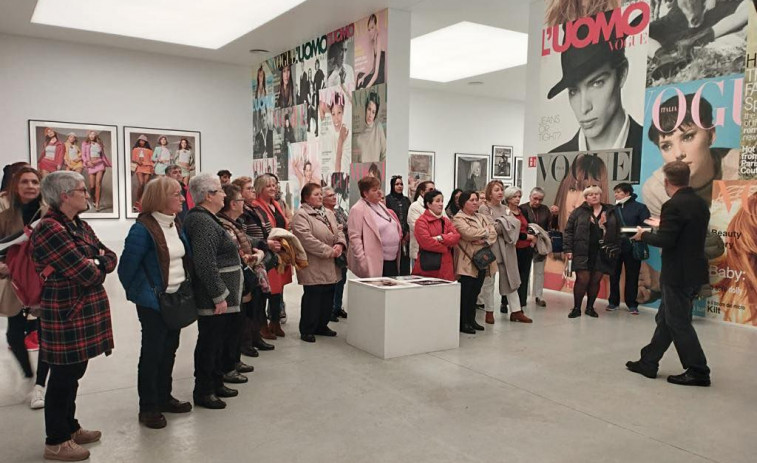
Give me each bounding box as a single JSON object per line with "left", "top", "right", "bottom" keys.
{"left": 124, "top": 126, "right": 201, "bottom": 219}
{"left": 514, "top": 157, "right": 524, "bottom": 189}
{"left": 492, "top": 145, "right": 513, "bottom": 181}
{"left": 28, "top": 120, "right": 120, "bottom": 219}
{"left": 408, "top": 150, "right": 434, "bottom": 200}
{"left": 454, "top": 153, "right": 489, "bottom": 192}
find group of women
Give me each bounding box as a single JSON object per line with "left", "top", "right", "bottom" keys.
{"left": 0, "top": 157, "right": 629, "bottom": 460}
{"left": 38, "top": 127, "right": 112, "bottom": 211}
{"left": 131, "top": 135, "right": 194, "bottom": 207}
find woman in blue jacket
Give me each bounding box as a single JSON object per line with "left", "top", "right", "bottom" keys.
{"left": 118, "top": 177, "right": 193, "bottom": 429}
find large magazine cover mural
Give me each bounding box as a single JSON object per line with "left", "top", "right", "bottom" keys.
{"left": 538, "top": 2, "right": 650, "bottom": 181}
{"left": 537, "top": 0, "right": 757, "bottom": 327}
{"left": 252, "top": 10, "right": 388, "bottom": 211}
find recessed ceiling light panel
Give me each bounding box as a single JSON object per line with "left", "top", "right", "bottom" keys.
{"left": 31, "top": 0, "right": 306, "bottom": 49}
{"left": 411, "top": 22, "right": 528, "bottom": 83}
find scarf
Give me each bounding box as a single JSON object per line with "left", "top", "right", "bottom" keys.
{"left": 252, "top": 197, "right": 288, "bottom": 230}
{"left": 388, "top": 176, "right": 404, "bottom": 200}
{"left": 616, "top": 195, "right": 631, "bottom": 206}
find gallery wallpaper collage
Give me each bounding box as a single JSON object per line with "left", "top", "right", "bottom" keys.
{"left": 535, "top": 0, "right": 757, "bottom": 326}
{"left": 252, "top": 9, "right": 388, "bottom": 212}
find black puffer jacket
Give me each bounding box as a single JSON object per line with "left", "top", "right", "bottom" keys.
{"left": 564, "top": 202, "right": 621, "bottom": 274}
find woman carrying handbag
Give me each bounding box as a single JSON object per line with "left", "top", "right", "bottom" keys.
{"left": 118, "top": 177, "right": 194, "bottom": 429}
{"left": 453, "top": 191, "right": 497, "bottom": 334}
{"left": 412, "top": 189, "right": 460, "bottom": 281}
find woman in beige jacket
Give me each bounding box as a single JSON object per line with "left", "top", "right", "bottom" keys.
{"left": 291, "top": 182, "right": 347, "bottom": 343}
{"left": 453, "top": 191, "right": 496, "bottom": 334}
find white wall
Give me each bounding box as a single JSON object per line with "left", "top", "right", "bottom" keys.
{"left": 408, "top": 87, "right": 525, "bottom": 197}
{"left": 0, "top": 34, "right": 252, "bottom": 245}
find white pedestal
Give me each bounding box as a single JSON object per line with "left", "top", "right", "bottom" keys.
{"left": 346, "top": 278, "right": 460, "bottom": 359}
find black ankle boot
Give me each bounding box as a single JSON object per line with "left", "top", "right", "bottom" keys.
{"left": 568, "top": 307, "right": 582, "bottom": 318}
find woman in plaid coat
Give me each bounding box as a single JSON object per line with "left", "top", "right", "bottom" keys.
{"left": 31, "top": 171, "right": 117, "bottom": 462}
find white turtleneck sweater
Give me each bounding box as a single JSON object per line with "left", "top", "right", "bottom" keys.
{"left": 151, "top": 211, "right": 186, "bottom": 294}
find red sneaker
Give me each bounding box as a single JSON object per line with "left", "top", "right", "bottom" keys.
{"left": 25, "top": 331, "right": 39, "bottom": 351}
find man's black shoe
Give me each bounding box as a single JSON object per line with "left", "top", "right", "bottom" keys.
{"left": 215, "top": 386, "right": 239, "bottom": 398}
{"left": 194, "top": 394, "right": 226, "bottom": 409}
{"left": 667, "top": 371, "right": 710, "bottom": 387}
{"left": 253, "top": 339, "right": 275, "bottom": 351}
{"left": 315, "top": 327, "right": 337, "bottom": 337}
{"left": 625, "top": 360, "right": 657, "bottom": 379}
{"left": 460, "top": 325, "right": 476, "bottom": 334}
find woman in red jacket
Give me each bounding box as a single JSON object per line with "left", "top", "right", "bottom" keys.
{"left": 412, "top": 190, "right": 460, "bottom": 281}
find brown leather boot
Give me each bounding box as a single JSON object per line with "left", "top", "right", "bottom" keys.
{"left": 270, "top": 321, "right": 285, "bottom": 337}
{"left": 485, "top": 311, "right": 495, "bottom": 324}
{"left": 510, "top": 311, "right": 533, "bottom": 323}
{"left": 260, "top": 324, "right": 277, "bottom": 340}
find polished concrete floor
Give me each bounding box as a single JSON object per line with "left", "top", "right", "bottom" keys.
{"left": 1, "top": 275, "right": 755, "bottom": 463}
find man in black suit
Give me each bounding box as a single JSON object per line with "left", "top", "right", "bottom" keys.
{"left": 627, "top": 161, "right": 711, "bottom": 387}
{"left": 254, "top": 110, "right": 274, "bottom": 159}
{"left": 312, "top": 59, "right": 325, "bottom": 135}
{"left": 547, "top": 11, "right": 642, "bottom": 181}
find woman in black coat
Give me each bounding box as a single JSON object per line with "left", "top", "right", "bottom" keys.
{"left": 385, "top": 175, "right": 411, "bottom": 275}
{"left": 564, "top": 185, "right": 620, "bottom": 319}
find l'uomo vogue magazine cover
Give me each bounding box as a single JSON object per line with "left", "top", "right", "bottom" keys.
{"left": 538, "top": 2, "right": 649, "bottom": 181}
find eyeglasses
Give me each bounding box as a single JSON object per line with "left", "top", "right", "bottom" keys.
{"left": 67, "top": 187, "right": 88, "bottom": 195}
{"left": 208, "top": 190, "right": 219, "bottom": 195}
{"left": 232, "top": 198, "right": 245, "bottom": 203}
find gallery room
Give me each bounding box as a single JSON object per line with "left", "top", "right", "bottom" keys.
{"left": 0, "top": 0, "right": 756, "bottom": 462}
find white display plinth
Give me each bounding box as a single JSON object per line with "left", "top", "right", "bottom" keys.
{"left": 346, "top": 277, "right": 460, "bottom": 359}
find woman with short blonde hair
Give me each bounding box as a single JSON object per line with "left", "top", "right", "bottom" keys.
{"left": 140, "top": 177, "right": 178, "bottom": 214}
{"left": 564, "top": 185, "right": 621, "bottom": 319}
{"left": 118, "top": 176, "right": 193, "bottom": 428}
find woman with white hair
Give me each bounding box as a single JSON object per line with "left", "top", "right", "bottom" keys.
{"left": 504, "top": 186, "right": 535, "bottom": 323}
{"left": 490, "top": 185, "right": 533, "bottom": 323}
{"left": 183, "top": 173, "right": 244, "bottom": 410}
{"left": 30, "top": 171, "right": 117, "bottom": 461}
{"left": 564, "top": 185, "right": 621, "bottom": 319}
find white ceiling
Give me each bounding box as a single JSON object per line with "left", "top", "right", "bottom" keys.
{"left": 0, "top": 0, "right": 530, "bottom": 101}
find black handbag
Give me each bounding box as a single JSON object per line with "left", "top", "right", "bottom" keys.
{"left": 615, "top": 207, "right": 649, "bottom": 261}
{"left": 419, "top": 250, "right": 442, "bottom": 271}
{"left": 631, "top": 241, "right": 649, "bottom": 261}
{"left": 599, "top": 240, "right": 621, "bottom": 261}
{"left": 242, "top": 265, "right": 258, "bottom": 294}
{"left": 418, "top": 219, "right": 445, "bottom": 271}
{"left": 334, "top": 253, "right": 348, "bottom": 268}
{"left": 459, "top": 243, "right": 496, "bottom": 271}
{"left": 142, "top": 264, "right": 198, "bottom": 330}
{"left": 261, "top": 249, "right": 279, "bottom": 271}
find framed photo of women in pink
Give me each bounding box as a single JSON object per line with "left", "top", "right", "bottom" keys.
{"left": 28, "top": 120, "right": 120, "bottom": 219}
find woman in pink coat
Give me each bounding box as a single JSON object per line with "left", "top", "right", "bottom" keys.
{"left": 347, "top": 176, "right": 402, "bottom": 278}
{"left": 412, "top": 189, "right": 460, "bottom": 281}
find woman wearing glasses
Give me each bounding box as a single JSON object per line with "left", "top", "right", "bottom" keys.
{"left": 183, "top": 173, "right": 244, "bottom": 410}
{"left": 31, "top": 171, "right": 117, "bottom": 460}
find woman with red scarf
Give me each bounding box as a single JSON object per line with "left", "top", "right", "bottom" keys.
{"left": 251, "top": 174, "right": 292, "bottom": 338}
